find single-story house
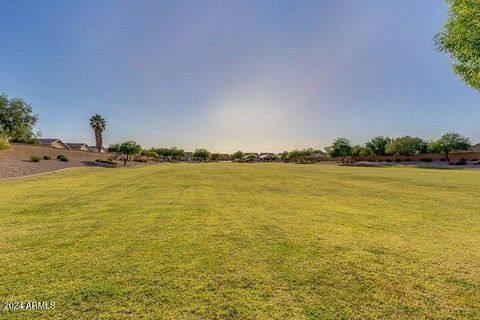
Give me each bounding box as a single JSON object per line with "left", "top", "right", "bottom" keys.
{"left": 179, "top": 152, "right": 193, "bottom": 161}
{"left": 89, "top": 146, "right": 107, "bottom": 153}
{"left": 259, "top": 153, "right": 276, "bottom": 162}
{"left": 470, "top": 143, "right": 480, "bottom": 152}
{"left": 242, "top": 153, "right": 259, "bottom": 162}
{"left": 66, "top": 143, "right": 95, "bottom": 152}
{"left": 39, "top": 138, "right": 71, "bottom": 150}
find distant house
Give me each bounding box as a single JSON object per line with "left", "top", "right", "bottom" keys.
{"left": 310, "top": 151, "right": 327, "bottom": 161}
{"left": 180, "top": 152, "right": 193, "bottom": 161}
{"left": 259, "top": 153, "right": 275, "bottom": 162}
{"left": 89, "top": 146, "right": 107, "bottom": 153}
{"left": 242, "top": 153, "right": 259, "bottom": 162}
{"left": 66, "top": 143, "right": 95, "bottom": 152}
{"left": 39, "top": 138, "right": 71, "bottom": 150}
{"left": 471, "top": 143, "right": 480, "bottom": 152}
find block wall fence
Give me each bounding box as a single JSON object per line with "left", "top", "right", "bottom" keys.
{"left": 0, "top": 143, "right": 115, "bottom": 161}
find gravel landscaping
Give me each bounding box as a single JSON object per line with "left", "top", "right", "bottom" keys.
{"left": 0, "top": 159, "right": 140, "bottom": 179}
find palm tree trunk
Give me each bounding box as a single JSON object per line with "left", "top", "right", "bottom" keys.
{"left": 95, "top": 129, "right": 103, "bottom": 151}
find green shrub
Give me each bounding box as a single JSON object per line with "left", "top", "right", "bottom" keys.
{"left": 0, "top": 139, "right": 11, "bottom": 151}
{"left": 385, "top": 159, "right": 392, "bottom": 162}
{"left": 395, "top": 159, "right": 402, "bottom": 162}
{"left": 455, "top": 159, "right": 467, "bottom": 166}
{"left": 470, "top": 159, "right": 478, "bottom": 162}
{"left": 43, "top": 155, "right": 51, "bottom": 160}
{"left": 420, "top": 158, "right": 433, "bottom": 162}
{"left": 59, "top": 155, "right": 69, "bottom": 162}
{"left": 57, "top": 154, "right": 66, "bottom": 159}
{"left": 31, "top": 155, "right": 41, "bottom": 162}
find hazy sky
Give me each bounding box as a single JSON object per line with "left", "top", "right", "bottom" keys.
{"left": 1, "top": 0, "right": 478, "bottom": 152}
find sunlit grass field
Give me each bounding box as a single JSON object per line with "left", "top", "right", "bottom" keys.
{"left": 1, "top": 163, "right": 480, "bottom": 319}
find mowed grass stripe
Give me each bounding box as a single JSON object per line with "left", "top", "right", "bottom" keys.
{"left": 1, "top": 163, "right": 479, "bottom": 319}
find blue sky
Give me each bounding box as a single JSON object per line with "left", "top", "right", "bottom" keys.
{"left": 1, "top": 0, "right": 478, "bottom": 152}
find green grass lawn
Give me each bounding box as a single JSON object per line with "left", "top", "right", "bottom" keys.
{"left": 1, "top": 163, "right": 480, "bottom": 319}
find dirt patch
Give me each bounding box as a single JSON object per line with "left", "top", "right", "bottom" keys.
{"left": 0, "top": 159, "right": 147, "bottom": 179}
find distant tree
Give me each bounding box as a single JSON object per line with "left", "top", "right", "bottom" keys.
{"left": 427, "top": 141, "right": 440, "bottom": 154}
{"left": 351, "top": 145, "right": 363, "bottom": 156}
{"left": 193, "top": 148, "right": 211, "bottom": 161}
{"left": 0, "top": 94, "right": 39, "bottom": 143}
{"left": 431, "top": 132, "right": 471, "bottom": 162}
{"left": 365, "top": 136, "right": 391, "bottom": 155}
{"left": 231, "top": 150, "right": 244, "bottom": 160}
{"left": 434, "top": 0, "right": 480, "bottom": 91}
{"left": 385, "top": 136, "right": 427, "bottom": 156}
{"left": 302, "top": 148, "right": 313, "bottom": 160}
{"left": 170, "top": 147, "right": 185, "bottom": 160}
{"left": 155, "top": 147, "right": 172, "bottom": 159}
{"left": 287, "top": 148, "right": 314, "bottom": 162}
{"left": 141, "top": 148, "right": 159, "bottom": 159}
{"left": 110, "top": 141, "right": 142, "bottom": 165}
{"left": 211, "top": 152, "right": 222, "bottom": 161}
{"left": 326, "top": 138, "right": 353, "bottom": 162}
{"left": 360, "top": 147, "right": 372, "bottom": 156}
{"left": 89, "top": 114, "right": 106, "bottom": 152}
{"left": 279, "top": 151, "right": 288, "bottom": 160}
{"left": 287, "top": 149, "right": 301, "bottom": 161}
{"left": 107, "top": 143, "right": 120, "bottom": 153}
{"left": 154, "top": 147, "right": 184, "bottom": 160}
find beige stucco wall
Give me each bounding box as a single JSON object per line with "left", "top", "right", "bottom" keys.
{"left": 0, "top": 143, "right": 115, "bottom": 161}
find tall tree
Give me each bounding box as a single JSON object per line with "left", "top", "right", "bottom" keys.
{"left": 109, "top": 141, "right": 142, "bottom": 166}
{"left": 430, "top": 132, "right": 471, "bottom": 162}
{"left": 385, "top": 136, "right": 427, "bottom": 156}
{"left": 231, "top": 150, "right": 244, "bottom": 160}
{"left": 211, "top": 152, "right": 222, "bottom": 161}
{"left": 193, "top": 148, "right": 211, "bottom": 161}
{"left": 0, "top": 94, "right": 39, "bottom": 143}
{"left": 89, "top": 114, "right": 106, "bottom": 152}
{"left": 326, "top": 138, "right": 353, "bottom": 162}
{"left": 365, "top": 136, "right": 391, "bottom": 155}
{"left": 435, "top": 0, "right": 480, "bottom": 91}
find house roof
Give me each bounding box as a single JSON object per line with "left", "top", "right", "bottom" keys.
{"left": 259, "top": 154, "right": 275, "bottom": 159}
{"left": 39, "top": 138, "right": 59, "bottom": 144}
{"left": 39, "top": 138, "right": 71, "bottom": 149}
{"left": 66, "top": 143, "right": 95, "bottom": 152}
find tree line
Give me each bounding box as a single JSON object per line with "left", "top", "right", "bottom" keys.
{"left": 326, "top": 133, "right": 472, "bottom": 162}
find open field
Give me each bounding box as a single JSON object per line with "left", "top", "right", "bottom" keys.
{"left": 1, "top": 163, "right": 480, "bottom": 319}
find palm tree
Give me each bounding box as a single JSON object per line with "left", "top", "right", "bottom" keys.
{"left": 89, "top": 114, "right": 106, "bottom": 152}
